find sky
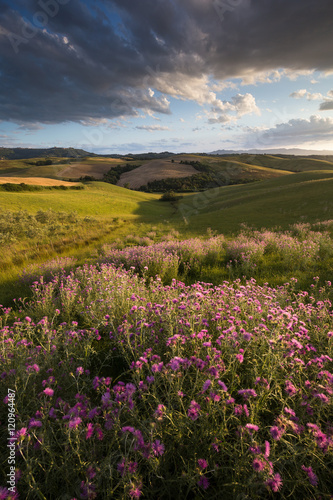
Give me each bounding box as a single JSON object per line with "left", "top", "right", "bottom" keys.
{"left": 1, "top": 0, "right": 333, "bottom": 154}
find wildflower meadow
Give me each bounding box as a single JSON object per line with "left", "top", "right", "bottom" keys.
{"left": 1, "top": 224, "right": 333, "bottom": 499}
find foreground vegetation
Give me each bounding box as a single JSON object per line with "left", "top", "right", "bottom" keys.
{"left": 1, "top": 257, "right": 332, "bottom": 498}
{"left": 1, "top": 221, "right": 333, "bottom": 498}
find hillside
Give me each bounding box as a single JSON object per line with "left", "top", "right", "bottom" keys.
{"left": 118, "top": 159, "right": 199, "bottom": 189}
{"left": 0, "top": 147, "right": 92, "bottom": 160}
{"left": 179, "top": 170, "right": 333, "bottom": 233}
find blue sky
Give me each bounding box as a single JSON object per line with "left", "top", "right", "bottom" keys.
{"left": 1, "top": 0, "right": 333, "bottom": 154}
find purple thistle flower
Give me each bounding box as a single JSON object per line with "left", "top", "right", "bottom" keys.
{"left": 0, "top": 488, "right": 10, "bottom": 500}
{"left": 301, "top": 465, "right": 318, "bottom": 486}
{"left": 285, "top": 380, "right": 297, "bottom": 396}
{"left": 152, "top": 439, "right": 165, "bottom": 456}
{"left": 187, "top": 400, "right": 201, "bottom": 421}
{"left": 129, "top": 482, "right": 143, "bottom": 499}
{"left": 16, "top": 427, "right": 27, "bottom": 438}
{"left": 86, "top": 423, "right": 94, "bottom": 440}
{"left": 86, "top": 466, "right": 96, "bottom": 480}
{"left": 68, "top": 417, "right": 82, "bottom": 429}
{"left": 43, "top": 387, "right": 54, "bottom": 397}
{"left": 198, "top": 458, "right": 208, "bottom": 470}
{"left": 217, "top": 380, "right": 228, "bottom": 391}
{"left": 117, "top": 459, "right": 126, "bottom": 477}
{"left": 252, "top": 458, "right": 265, "bottom": 472}
{"left": 28, "top": 418, "right": 42, "bottom": 428}
{"left": 245, "top": 423, "right": 259, "bottom": 433}
{"left": 265, "top": 473, "right": 283, "bottom": 492}
{"left": 95, "top": 426, "right": 104, "bottom": 441}
{"left": 238, "top": 389, "right": 257, "bottom": 399}
{"left": 270, "top": 426, "right": 284, "bottom": 441}
{"left": 264, "top": 440, "right": 270, "bottom": 458}
{"left": 128, "top": 461, "right": 138, "bottom": 474}
{"left": 197, "top": 476, "right": 210, "bottom": 490}
{"left": 121, "top": 426, "right": 135, "bottom": 433}
{"left": 202, "top": 379, "right": 211, "bottom": 392}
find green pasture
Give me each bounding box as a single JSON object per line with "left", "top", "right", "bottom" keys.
{"left": 177, "top": 170, "right": 333, "bottom": 233}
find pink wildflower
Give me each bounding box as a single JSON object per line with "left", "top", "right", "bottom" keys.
{"left": 265, "top": 473, "right": 283, "bottom": 492}
{"left": 188, "top": 400, "right": 201, "bottom": 421}
{"left": 68, "top": 417, "right": 82, "bottom": 429}
{"left": 218, "top": 380, "right": 228, "bottom": 391}
{"left": 152, "top": 439, "right": 165, "bottom": 456}
{"left": 202, "top": 379, "right": 211, "bottom": 392}
{"left": 301, "top": 465, "right": 318, "bottom": 486}
{"left": 197, "top": 476, "right": 210, "bottom": 490}
{"left": 270, "top": 426, "right": 284, "bottom": 441}
{"left": 86, "top": 423, "right": 94, "bottom": 439}
{"left": 238, "top": 389, "right": 257, "bottom": 399}
{"left": 198, "top": 459, "right": 208, "bottom": 470}
{"left": 285, "top": 380, "right": 297, "bottom": 396}
{"left": 264, "top": 440, "right": 270, "bottom": 458}
{"left": 28, "top": 418, "right": 42, "bottom": 428}
{"left": 252, "top": 458, "right": 265, "bottom": 472}
{"left": 43, "top": 387, "right": 54, "bottom": 397}
{"left": 245, "top": 423, "right": 259, "bottom": 434}
{"left": 129, "top": 482, "right": 142, "bottom": 499}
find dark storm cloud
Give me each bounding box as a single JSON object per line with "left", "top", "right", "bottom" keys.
{"left": 1, "top": 0, "right": 333, "bottom": 124}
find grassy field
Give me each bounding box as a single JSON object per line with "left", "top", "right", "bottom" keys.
{"left": 1, "top": 161, "right": 333, "bottom": 304}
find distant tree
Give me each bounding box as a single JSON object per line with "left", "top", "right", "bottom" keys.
{"left": 160, "top": 190, "right": 179, "bottom": 202}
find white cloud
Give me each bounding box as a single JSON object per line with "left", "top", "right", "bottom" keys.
{"left": 307, "top": 92, "right": 323, "bottom": 101}
{"left": 245, "top": 115, "right": 333, "bottom": 147}
{"left": 289, "top": 89, "right": 323, "bottom": 100}
{"left": 282, "top": 69, "right": 314, "bottom": 81}
{"left": 135, "top": 125, "right": 170, "bottom": 132}
{"left": 208, "top": 93, "right": 260, "bottom": 124}
{"left": 289, "top": 89, "right": 307, "bottom": 99}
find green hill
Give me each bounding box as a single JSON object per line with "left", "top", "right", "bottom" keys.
{"left": 178, "top": 170, "right": 333, "bottom": 233}
{"left": 0, "top": 147, "right": 92, "bottom": 160}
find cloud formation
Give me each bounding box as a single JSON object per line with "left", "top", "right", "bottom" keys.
{"left": 1, "top": 0, "right": 333, "bottom": 125}
{"left": 247, "top": 115, "right": 333, "bottom": 147}
{"left": 208, "top": 93, "right": 260, "bottom": 123}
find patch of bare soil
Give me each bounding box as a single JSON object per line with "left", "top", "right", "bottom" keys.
{"left": 118, "top": 160, "right": 198, "bottom": 189}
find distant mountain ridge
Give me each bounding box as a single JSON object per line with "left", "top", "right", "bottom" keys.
{"left": 210, "top": 147, "right": 333, "bottom": 156}
{"left": 0, "top": 147, "right": 93, "bottom": 160}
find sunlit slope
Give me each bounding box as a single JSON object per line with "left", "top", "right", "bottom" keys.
{"left": 229, "top": 154, "right": 333, "bottom": 172}
{"left": 181, "top": 170, "right": 333, "bottom": 232}
{"left": 0, "top": 181, "right": 173, "bottom": 221}
{"left": 0, "top": 157, "right": 128, "bottom": 180}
